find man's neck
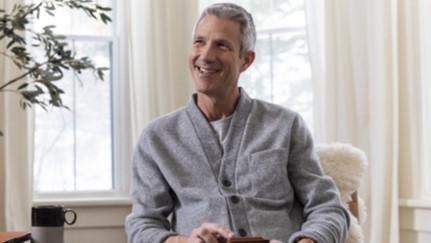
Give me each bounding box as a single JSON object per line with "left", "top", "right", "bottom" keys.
{"left": 196, "top": 90, "right": 240, "bottom": 122}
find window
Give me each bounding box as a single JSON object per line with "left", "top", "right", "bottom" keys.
{"left": 419, "top": 0, "right": 431, "bottom": 198}
{"left": 31, "top": 0, "right": 124, "bottom": 195}
{"left": 200, "top": 0, "right": 314, "bottom": 133}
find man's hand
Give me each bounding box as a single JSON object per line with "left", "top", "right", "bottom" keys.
{"left": 164, "top": 222, "right": 235, "bottom": 243}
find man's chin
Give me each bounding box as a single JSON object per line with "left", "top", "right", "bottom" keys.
{"left": 194, "top": 81, "right": 214, "bottom": 93}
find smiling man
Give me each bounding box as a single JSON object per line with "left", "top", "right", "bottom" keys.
{"left": 189, "top": 13, "right": 254, "bottom": 123}
{"left": 125, "top": 3, "right": 349, "bottom": 243}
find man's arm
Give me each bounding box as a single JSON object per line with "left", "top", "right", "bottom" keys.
{"left": 287, "top": 115, "right": 349, "bottom": 243}
{"left": 125, "top": 132, "right": 177, "bottom": 243}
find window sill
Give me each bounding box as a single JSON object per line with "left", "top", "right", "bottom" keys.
{"left": 399, "top": 198, "right": 431, "bottom": 209}
{"left": 33, "top": 196, "right": 131, "bottom": 207}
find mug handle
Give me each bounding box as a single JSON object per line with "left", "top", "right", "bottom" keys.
{"left": 63, "top": 208, "right": 77, "bottom": 225}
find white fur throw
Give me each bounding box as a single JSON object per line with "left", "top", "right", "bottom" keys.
{"left": 315, "top": 143, "right": 368, "bottom": 243}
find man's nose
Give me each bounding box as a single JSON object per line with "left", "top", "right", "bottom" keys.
{"left": 199, "top": 44, "right": 216, "bottom": 62}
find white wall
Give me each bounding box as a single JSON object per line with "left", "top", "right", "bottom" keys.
{"left": 52, "top": 201, "right": 131, "bottom": 243}
{"left": 399, "top": 200, "right": 431, "bottom": 243}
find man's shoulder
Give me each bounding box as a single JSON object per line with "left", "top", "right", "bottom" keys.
{"left": 251, "top": 97, "right": 299, "bottom": 117}
{"left": 144, "top": 106, "right": 188, "bottom": 131}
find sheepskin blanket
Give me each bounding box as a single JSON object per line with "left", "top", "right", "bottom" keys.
{"left": 315, "top": 143, "right": 368, "bottom": 243}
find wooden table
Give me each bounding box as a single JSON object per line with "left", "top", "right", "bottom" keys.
{"left": 0, "top": 231, "right": 31, "bottom": 243}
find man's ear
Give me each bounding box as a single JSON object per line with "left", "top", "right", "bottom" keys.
{"left": 241, "top": 51, "right": 256, "bottom": 72}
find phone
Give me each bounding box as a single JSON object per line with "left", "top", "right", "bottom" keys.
{"left": 227, "top": 236, "right": 270, "bottom": 243}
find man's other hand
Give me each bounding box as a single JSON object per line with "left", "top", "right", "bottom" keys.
{"left": 164, "top": 222, "right": 235, "bottom": 243}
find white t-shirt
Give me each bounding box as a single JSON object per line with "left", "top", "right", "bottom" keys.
{"left": 210, "top": 115, "right": 233, "bottom": 143}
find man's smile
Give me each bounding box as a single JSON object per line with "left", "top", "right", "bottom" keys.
{"left": 196, "top": 65, "right": 221, "bottom": 74}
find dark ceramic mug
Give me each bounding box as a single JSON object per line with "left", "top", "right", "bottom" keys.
{"left": 31, "top": 205, "right": 77, "bottom": 243}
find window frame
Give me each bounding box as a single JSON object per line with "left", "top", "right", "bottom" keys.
{"left": 419, "top": 0, "right": 431, "bottom": 200}
{"left": 240, "top": 24, "right": 313, "bottom": 129}
{"left": 32, "top": 0, "right": 132, "bottom": 202}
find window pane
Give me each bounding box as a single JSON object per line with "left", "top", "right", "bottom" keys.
{"left": 201, "top": 0, "right": 306, "bottom": 29}
{"left": 34, "top": 104, "right": 75, "bottom": 191}
{"left": 200, "top": 0, "right": 313, "bottom": 133}
{"left": 74, "top": 41, "right": 112, "bottom": 191}
{"left": 31, "top": 0, "right": 115, "bottom": 193}
{"left": 32, "top": 0, "right": 112, "bottom": 36}
{"left": 228, "top": 0, "right": 306, "bottom": 29}
{"left": 34, "top": 41, "right": 113, "bottom": 192}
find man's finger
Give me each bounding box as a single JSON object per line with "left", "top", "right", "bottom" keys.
{"left": 190, "top": 222, "right": 234, "bottom": 242}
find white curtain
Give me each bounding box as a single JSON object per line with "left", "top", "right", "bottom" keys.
{"left": 306, "top": 0, "right": 424, "bottom": 242}
{"left": 0, "top": 0, "right": 33, "bottom": 231}
{"left": 123, "top": 0, "right": 198, "bottom": 141}
{"left": 1, "top": 0, "right": 200, "bottom": 231}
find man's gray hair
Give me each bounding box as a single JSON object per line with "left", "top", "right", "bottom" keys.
{"left": 193, "top": 3, "right": 256, "bottom": 56}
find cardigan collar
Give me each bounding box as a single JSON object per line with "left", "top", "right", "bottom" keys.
{"left": 186, "top": 87, "right": 253, "bottom": 179}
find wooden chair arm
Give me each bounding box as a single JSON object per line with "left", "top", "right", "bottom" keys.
{"left": 348, "top": 191, "right": 360, "bottom": 221}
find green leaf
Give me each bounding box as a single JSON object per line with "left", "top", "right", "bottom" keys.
{"left": 43, "top": 25, "right": 56, "bottom": 32}
{"left": 34, "top": 85, "right": 44, "bottom": 93}
{"left": 97, "top": 69, "right": 105, "bottom": 81}
{"left": 11, "top": 46, "right": 26, "bottom": 54}
{"left": 0, "top": 130, "right": 3, "bottom": 137}
{"left": 3, "top": 27, "right": 13, "bottom": 36}
{"left": 100, "top": 12, "right": 111, "bottom": 24}
{"left": 45, "top": 9, "right": 55, "bottom": 16}
{"left": 96, "top": 5, "right": 112, "bottom": 11}
{"left": 87, "top": 9, "right": 97, "bottom": 19}
{"left": 7, "top": 40, "right": 16, "bottom": 49}
{"left": 11, "top": 34, "right": 27, "bottom": 45}
{"left": 36, "top": 7, "right": 40, "bottom": 18}
{"left": 12, "top": 19, "right": 28, "bottom": 30}
{"left": 1, "top": 0, "right": 113, "bottom": 112}
{"left": 46, "top": 73, "right": 63, "bottom": 82}
{"left": 17, "top": 83, "right": 29, "bottom": 90}
{"left": 96, "top": 67, "right": 109, "bottom": 81}
{"left": 12, "top": 60, "right": 23, "bottom": 69}
{"left": 53, "top": 35, "right": 66, "bottom": 40}
{"left": 57, "top": 63, "right": 70, "bottom": 70}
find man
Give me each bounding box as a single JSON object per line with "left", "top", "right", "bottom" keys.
{"left": 125, "top": 3, "right": 349, "bottom": 243}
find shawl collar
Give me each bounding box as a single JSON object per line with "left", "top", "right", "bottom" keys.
{"left": 186, "top": 88, "right": 253, "bottom": 181}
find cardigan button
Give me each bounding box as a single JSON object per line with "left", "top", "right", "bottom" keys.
{"left": 230, "top": 196, "right": 240, "bottom": 204}
{"left": 222, "top": 179, "right": 232, "bottom": 187}
{"left": 238, "top": 228, "right": 247, "bottom": 236}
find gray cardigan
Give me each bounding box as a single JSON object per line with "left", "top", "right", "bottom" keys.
{"left": 125, "top": 88, "right": 349, "bottom": 243}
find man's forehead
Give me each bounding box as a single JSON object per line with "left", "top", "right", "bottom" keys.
{"left": 194, "top": 15, "right": 241, "bottom": 40}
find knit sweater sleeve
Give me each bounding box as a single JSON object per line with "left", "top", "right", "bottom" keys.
{"left": 125, "top": 130, "right": 177, "bottom": 243}
{"left": 287, "top": 114, "right": 350, "bottom": 243}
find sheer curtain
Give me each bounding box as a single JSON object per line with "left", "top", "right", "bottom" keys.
{"left": 123, "top": 0, "right": 198, "bottom": 141}
{"left": 0, "top": 0, "right": 33, "bottom": 231}
{"left": 1, "top": 0, "right": 199, "bottom": 231}
{"left": 306, "top": 0, "right": 424, "bottom": 242}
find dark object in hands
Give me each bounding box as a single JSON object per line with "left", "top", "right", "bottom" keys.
{"left": 227, "top": 236, "right": 270, "bottom": 243}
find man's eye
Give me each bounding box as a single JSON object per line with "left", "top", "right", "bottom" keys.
{"left": 218, "top": 42, "right": 229, "bottom": 49}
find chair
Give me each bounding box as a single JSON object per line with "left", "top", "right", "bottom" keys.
{"left": 315, "top": 143, "right": 368, "bottom": 243}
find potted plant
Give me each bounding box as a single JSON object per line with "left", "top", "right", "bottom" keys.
{"left": 0, "top": 0, "right": 112, "bottom": 136}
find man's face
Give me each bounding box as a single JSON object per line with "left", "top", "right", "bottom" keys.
{"left": 189, "top": 15, "right": 254, "bottom": 98}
